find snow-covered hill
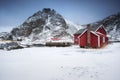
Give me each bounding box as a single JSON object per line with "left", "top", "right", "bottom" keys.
{"left": 0, "top": 43, "right": 120, "bottom": 80}
{"left": 10, "top": 8, "right": 80, "bottom": 44}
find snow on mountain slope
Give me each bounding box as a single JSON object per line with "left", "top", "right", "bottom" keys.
{"left": 0, "top": 43, "right": 120, "bottom": 80}
{"left": 108, "top": 25, "right": 120, "bottom": 40}
{"left": 65, "top": 19, "right": 83, "bottom": 30}
{"left": 65, "top": 19, "right": 83, "bottom": 35}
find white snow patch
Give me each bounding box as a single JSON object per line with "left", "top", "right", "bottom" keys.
{"left": 65, "top": 19, "right": 84, "bottom": 35}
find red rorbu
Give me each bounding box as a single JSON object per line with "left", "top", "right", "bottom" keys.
{"left": 74, "top": 24, "right": 108, "bottom": 48}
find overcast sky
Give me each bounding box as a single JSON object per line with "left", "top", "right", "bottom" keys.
{"left": 0, "top": 0, "right": 120, "bottom": 27}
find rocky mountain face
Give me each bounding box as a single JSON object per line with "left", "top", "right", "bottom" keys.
{"left": 91, "top": 12, "right": 120, "bottom": 40}
{"left": 11, "top": 8, "right": 77, "bottom": 44}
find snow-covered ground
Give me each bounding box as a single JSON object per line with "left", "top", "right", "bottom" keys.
{"left": 0, "top": 43, "right": 120, "bottom": 80}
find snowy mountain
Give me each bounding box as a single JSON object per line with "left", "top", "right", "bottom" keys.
{"left": 11, "top": 8, "right": 79, "bottom": 44}
{"left": 90, "top": 12, "right": 120, "bottom": 41}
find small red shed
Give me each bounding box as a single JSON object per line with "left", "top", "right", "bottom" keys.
{"left": 74, "top": 24, "right": 108, "bottom": 48}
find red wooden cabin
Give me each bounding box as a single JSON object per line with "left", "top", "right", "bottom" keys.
{"left": 74, "top": 24, "right": 108, "bottom": 48}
